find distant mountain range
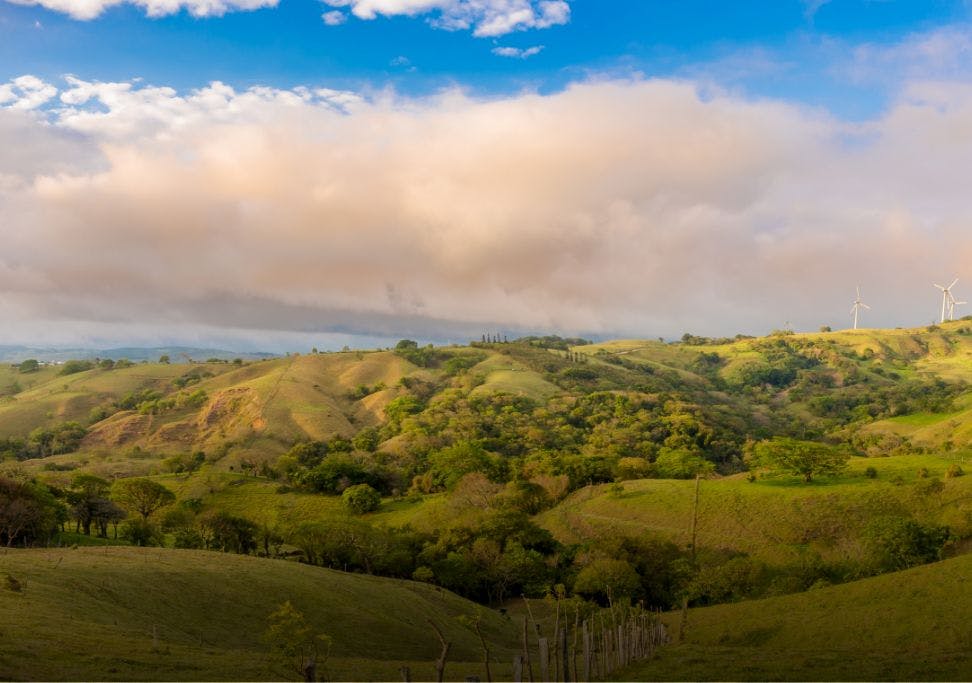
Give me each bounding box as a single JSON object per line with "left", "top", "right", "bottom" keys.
{"left": 0, "top": 345, "right": 277, "bottom": 363}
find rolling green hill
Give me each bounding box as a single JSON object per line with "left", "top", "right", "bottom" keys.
{"left": 0, "top": 546, "right": 520, "bottom": 681}
{"left": 538, "top": 454, "right": 972, "bottom": 568}
{"left": 6, "top": 328, "right": 972, "bottom": 680}
{"left": 621, "top": 553, "right": 972, "bottom": 681}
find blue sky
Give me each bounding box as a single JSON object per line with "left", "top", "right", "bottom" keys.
{"left": 2, "top": 0, "right": 971, "bottom": 116}
{"left": 4, "top": 0, "right": 972, "bottom": 350}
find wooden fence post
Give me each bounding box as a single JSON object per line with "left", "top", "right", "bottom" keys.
{"left": 522, "top": 617, "right": 534, "bottom": 683}
{"left": 538, "top": 637, "right": 549, "bottom": 682}
{"left": 561, "top": 624, "right": 570, "bottom": 682}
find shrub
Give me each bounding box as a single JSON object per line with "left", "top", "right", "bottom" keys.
{"left": 59, "top": 360, "right": 94, "bottom": 376}
{"left": 412, "top": 566, "right": 434, "bottom": 583}
{"left": 17, "top": 359, "right": 39, "bottom": 373}
{"left": 122, "top": 519, "right": 164, "bottom": 547}
{"left": 945, "top": 463, "right": 965, "bottom": 479}
{"left": 573, "top": 558, "right": 641, "bottom": 604}
{"left": 864, "top": 466, "right": 878, "bottom": 479}
{"left": 342, "top": 483, "right": 381, "bottom": 514}
{"left": 864, "top": 516, "right": 951, "bottom": 572}
{"left": 654, "top": 448, "right": 714, "bottom": 479}
{"left": 615, "top": 456, "right": 653, "bottom": 481}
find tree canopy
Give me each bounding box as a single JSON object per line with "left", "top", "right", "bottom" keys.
{"left": 749, "top": 437, "right": 850, "bottom": 482}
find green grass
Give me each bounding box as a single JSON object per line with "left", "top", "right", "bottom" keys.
{"left": 620, "top": 553, "right": 972, "bottom": 681}
{"left": 468, "top": 354, "right": 561, "bottom": 401}
{"left": 0, "top": 547, "right": 521, "bottom": 681}
{"left": 538, "top": 456, "right": 972, "bottom": 566}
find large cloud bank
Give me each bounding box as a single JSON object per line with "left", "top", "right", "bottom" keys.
{"left": 2, "top": 74, "right": 972, "bottom": 348}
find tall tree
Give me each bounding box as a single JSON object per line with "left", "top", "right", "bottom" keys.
{"left": 112, "top": 478, "right": 175, "bottom": 520}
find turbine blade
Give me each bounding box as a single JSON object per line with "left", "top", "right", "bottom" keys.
{"left": 950, "top": 278, "right": 959, "bottom": 289}
{"left": 862, "top": 303, "right": 871, "bottom": 309}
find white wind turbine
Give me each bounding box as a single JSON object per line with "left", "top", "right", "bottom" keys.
{"left": 935, "top": 278, "right": 959, "bottom": 323}
{"left": 950, "top": 296, "right": 967, "bottom": 321}
{"left": 851, "top": 286, "right": 870, "bottom": 330}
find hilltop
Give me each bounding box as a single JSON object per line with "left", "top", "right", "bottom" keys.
{"left": 4, "top": 322, "right": 972, "bottom": 473}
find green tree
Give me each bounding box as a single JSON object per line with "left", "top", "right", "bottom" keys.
{"left": 573, "top": 558, "right": 641, "bottom": 604}
{"left": 158, "top": 354, "right": 171, "bottom": 364}
{"left": 342, "top": 483, "right": 381, "bottom": 514}
{"left": 122, "top": 517, "right": 164, "bottom": 546}
{"left": 17, "top": 359, "right": 39, "bottom": 373}
{"left": 428, "top": 441, "right": 504, "bottom": 490}
{"left": 67, "top": 473, "right": 111, "bottom": 535}
{"left": 199, "top": 511, "right": 257, "bottom": 554}
{"left": 111, "top": 478, "right": 176, "bottom": 520}
{"left": 59, "top": 360, "right": 94, "bottom": 376}
{"left": 0, "top": 477, "right": 63, "bottom": 546}
{"left": 864, "top": 517, "right": 951, "bottom": 572}
{"left": 653, "top": 447, "right": 715, "bottom": 479}
{"left": 749, "top": 437, "right": 850, "bottom": 482}
{"left": 264, "top": 601, "right": 331, "bottom": 682}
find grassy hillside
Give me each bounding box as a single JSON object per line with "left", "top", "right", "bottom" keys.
{"left": 621, "top": 553, "right": 972, "bottom": 681}
{"left": 0, "top": 547, "right": 520, "bottom": 681}
{"left": 538, "top": 454, "right": 972, "bottom": 567}
{"left": 5, "top": 327, "right": 972, "bottom": 681}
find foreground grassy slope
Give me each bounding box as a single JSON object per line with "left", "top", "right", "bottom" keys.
{"left": 622, "top": 553, "right": 972, "bottom": 681}
{"left": 0, "top": 547, "right": 520, "bottom": 681}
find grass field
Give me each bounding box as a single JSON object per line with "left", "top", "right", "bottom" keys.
{"left": 538, "top": 455, "right": 972, "bottom": 565}
{"left": 0, "top": 547, "right": 521, "bottom": 681}
{"left": 621, "top": 553, "right": 972, "bottom": 681}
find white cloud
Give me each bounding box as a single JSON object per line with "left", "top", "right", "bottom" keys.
{"left": 492, "top": 45, "right": 543, "bottom": 59}
{"left": 322, "top": 9, "right": 346, "bottom": 25}
{"left": 0, "top": 75, "right": 58, "bottom": 110}
{"left": 841, "top": 26, "right": 972, "bottom": 86}
{"left": 5, "top": 74, "right": 972, "bottom": 345}
{"left": 321, "top": 0, "right": 569, "bottom": 37}
{"left": 4, "top": 0, "right": 276, "bottom": 20}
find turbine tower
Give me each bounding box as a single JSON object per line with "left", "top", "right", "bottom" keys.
{"left": 950, "top": 298, "right": 967, "bottom": 321}
{"left": 851, "top": 286, "right": 870, "bottom": 330}
{"left": 934, "top": 278, "right": 959, "bottom": 323}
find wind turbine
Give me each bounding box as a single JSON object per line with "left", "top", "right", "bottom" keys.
{"left": 950, "top": 297, "right": 967, "bottom": 321}
{"left": 851, "top": 286, "right": 870, "bottom": 330}
{"left": 934, "top": 278, "right": 959, "bottom": 323}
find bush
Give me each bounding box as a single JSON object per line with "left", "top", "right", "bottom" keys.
{"left": 615, "top": 456, "right": 653, "bottom": 481}
{"left": 122, "top": 519, "right": 164, "bottom": 547}
{"left": 864, "top": 466, "right": 878, "bottom": 479}
{"left": 864, "top": 516, "right": 951, "bottom": 572}
{"left": 17, "top": 359, "right": 39, "bottom": 373}
{"left": 945, "top": 463, "right": 965, "bottom": 479}
{"left": 573, "top": 558, "right": 641, "bottom": 604}
{"left": 412, "top": 566, "right": 434, "bottom": 583}
{"left": 59, "top": 360, "right": 94, "bottom": 376}
{"left": 654, "top": 448, "right": 714, "bottom": 479}
{"left": 342, "top": 484, "right": 381, "bottom": 514}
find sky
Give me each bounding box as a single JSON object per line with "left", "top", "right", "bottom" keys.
{"left": 4, "top": 1, "right": 972, "bottom": 351}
